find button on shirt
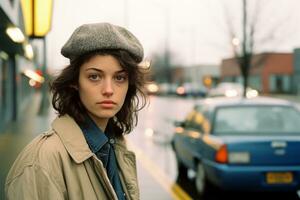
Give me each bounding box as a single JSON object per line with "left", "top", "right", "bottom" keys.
{"left": 79, "top": 118, "right": 126, "bottom": 200}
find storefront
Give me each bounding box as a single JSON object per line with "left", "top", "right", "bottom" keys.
{"left": 0, "top": 1, "right": 34, "bottom": 131}
{"left": 221, "top": 53, "right": 294, "bottom": 94}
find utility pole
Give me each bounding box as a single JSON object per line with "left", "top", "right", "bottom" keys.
{"left": 241, "top": 0, "right": 250, "bottom": 97}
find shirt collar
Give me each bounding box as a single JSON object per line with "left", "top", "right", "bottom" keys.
{"left": 79, "top": 115, "right": 108, "bottom": 153}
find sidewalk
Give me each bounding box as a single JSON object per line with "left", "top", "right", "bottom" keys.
{"left": 263, "top": 94, "right": 300, "bottom": 104}
{"left": 0, "top": 93, "right": 56, "bottom": 200}
{"left": 0, "top": 93, "right": 177, "bottom": 200}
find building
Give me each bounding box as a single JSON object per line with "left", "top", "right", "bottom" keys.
{"left": 0, "top": 0, "right": 46, "bottom": 132}
{"left": 293, "top": 48, "right": 300, "bottom": 94}
{"left": 221, "top": 53, "right": 295, "bottom": 94}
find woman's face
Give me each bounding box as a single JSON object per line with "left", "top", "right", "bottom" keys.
{"left": 78, "top": 54, "right": 129, "bottom": 130}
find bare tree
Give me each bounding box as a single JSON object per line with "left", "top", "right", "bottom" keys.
{"left": 219, "top": 0, "right": 296, "bottom": 96}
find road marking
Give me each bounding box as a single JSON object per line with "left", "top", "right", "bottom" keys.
{"left": 127, "top": 141, "right": 192, "bottom": 200}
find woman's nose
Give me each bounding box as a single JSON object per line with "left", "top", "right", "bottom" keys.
{"left": 102, "top": 79, "right": 113, "bottom": 96}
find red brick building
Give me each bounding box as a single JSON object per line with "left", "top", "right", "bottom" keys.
{"left": 221, "top": 53, "right": 294, "bottom": 94}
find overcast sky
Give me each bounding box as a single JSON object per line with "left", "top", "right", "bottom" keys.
{"left": 47, "top": 0, "right": 300, "bottom": 70}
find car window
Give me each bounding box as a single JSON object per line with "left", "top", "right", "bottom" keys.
{"left": 213, "top": 105, "right": 300, "bottom": 135}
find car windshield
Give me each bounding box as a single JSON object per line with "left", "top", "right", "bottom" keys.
{"left": 213, "top": 105, "right": 300, "bottom": 135}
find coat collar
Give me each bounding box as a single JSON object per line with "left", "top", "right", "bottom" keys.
{"left": 51, "top": 115, "right": 128, "bottom": 164}
{"left": 51, "top": 115, "right": 94, "bottom": 163}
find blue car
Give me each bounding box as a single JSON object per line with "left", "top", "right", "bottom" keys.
{"left": 171, "top": 96, "right": 300, "bottom": 196}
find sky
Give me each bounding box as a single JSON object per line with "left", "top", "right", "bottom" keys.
{"left": 47, "top": 0, "right": 300, "bottom": 71}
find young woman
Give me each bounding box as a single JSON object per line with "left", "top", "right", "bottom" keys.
{"left": 5, "top": 23, "right": 148, "bottom": 200}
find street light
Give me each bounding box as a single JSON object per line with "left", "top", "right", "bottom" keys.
{"left": 232, "top": 37, "right": 240, "bottom": 47}
{"left": 5, "top": 27, "right": 26, "bottom": 43}
{"left": 23, "top": 43, "right": 34, "bottom": 60}
{"left": 21, "top": 0, "right": 53, "bottom": 38}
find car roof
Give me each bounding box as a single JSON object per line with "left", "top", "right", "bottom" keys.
{"left": 196, "top": 96, "right": 297, "bottom": 110}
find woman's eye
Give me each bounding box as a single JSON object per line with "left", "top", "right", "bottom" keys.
{"left": 115, "top": 74, "right": 128, "bottom": 82}
{"left": 88, "top": 74, "right": 100, "bottom": 81}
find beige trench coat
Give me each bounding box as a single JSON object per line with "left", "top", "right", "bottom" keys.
{"left": 5, "top": 115, "right": 139, "bottom": 200}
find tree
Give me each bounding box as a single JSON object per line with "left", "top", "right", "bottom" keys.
{"left": 219, "top": 0, "right": 297, "bottom": 96}
{"left": 150, "top": 50, "right": 173, "bottom": 83}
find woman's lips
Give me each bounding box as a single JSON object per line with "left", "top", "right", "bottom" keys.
{"left": 97, "top": 100, "right": 116, "bottom": 108}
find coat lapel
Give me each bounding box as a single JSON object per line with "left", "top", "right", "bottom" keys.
{"left": 51, "top": 115, "right": 94, "bottom": 163}
{"left": 114, "top": 139, "right": 140, "bottom": 200}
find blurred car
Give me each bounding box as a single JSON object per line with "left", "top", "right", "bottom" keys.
{"left": 207, "top": 82, "right": 258, "bottom": 98}
{"left": 176, "top": 83, "right": 207, "bottom": 97}
{"left": 171, "top": 96, "right": 300, "bottom": 196}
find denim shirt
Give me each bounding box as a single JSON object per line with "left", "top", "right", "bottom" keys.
{"left": 79, "top": 117, "right": 126, "bottom": 200}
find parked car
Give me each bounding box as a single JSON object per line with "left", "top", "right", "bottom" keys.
{"left": 171, "top": 96, "right": 300, "bottom": 197}
{"left": 207, "top": 82, "right": 258, "bottom": 98}
{"left": 176, "top": 83, "right": 207, "bottom": 97}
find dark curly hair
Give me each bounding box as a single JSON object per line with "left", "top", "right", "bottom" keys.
{"left": 50, "top": 49, "right": 149, "bottom": 137}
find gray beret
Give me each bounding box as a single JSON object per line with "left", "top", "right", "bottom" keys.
{"left": 61, "top": 22, "right": 144, "bottom": 62}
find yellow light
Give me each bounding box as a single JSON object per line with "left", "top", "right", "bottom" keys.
{"left": 21, "top": 0, "right": 53, "bottom": 37}
{"left": 24, "top": 43, "right": 34, "bottom": 59}
{"left": 203, "top": 76, "right": 212, "bottom": 87}
{"left": 6, "top": 27, "right": 26, "bottom": 43}
{"left": 21, "top": 0, "right": 32, "bottom": 36}
{"left": 35, "top": 0, "right": 53, "bottom": 37}
{"left": 194, "top": 113, "right": 204, "bottom": 125}
{"left": 24, "top": 69, "right": 45, "bottom": 83}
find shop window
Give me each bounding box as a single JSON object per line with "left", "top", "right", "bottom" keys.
{"left": 269, "top": 75, "right": 292, "bottom": 93}
{"left": 249, "top": 75, "right": 262, "bottom": 91}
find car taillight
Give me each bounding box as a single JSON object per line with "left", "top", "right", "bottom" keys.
{"left": 215, "top": 144, "right": 228, "bottom": 163}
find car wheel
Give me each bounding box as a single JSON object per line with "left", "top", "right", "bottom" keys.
{"left": 195, "top": 162, "right": 210, "bottom": 196}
